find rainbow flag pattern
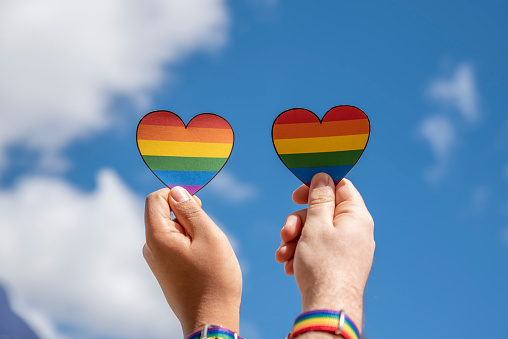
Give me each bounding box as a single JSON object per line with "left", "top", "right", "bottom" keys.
{"left": 272, "top": 106, "right": 370, "bottom": 186}
{"left": 136, "top": 111, "right": 234, "bottom": 195}
{"left": 290, "top": 310, "right": 361, "bottom": 339}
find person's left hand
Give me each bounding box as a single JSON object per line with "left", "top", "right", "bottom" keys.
{"left": 143, "top": 186, "right": 242, "bottom": 336}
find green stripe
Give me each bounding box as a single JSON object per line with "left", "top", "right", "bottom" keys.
{"left": 279, "top": 150, "right": 363, "bottom": 168}
{"left": 142, "top": 155, "right": 227, "bottom": 171}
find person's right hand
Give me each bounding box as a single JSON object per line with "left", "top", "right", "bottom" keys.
{"left": 275, "top": 173, "right": 375, "bottom": 329}
{"left": 143, "top": 187, "right": 242, "bottom": 337}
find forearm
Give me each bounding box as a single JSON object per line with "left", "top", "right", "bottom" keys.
{"left": 300, "top": 281, "right": 364, "bottom": 331}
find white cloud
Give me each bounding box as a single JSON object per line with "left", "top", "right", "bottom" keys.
{"left": 0, "top": 169, "right": 181, "bottom": 339}
{"left": 419, "top": 115, "right": 456, "bottom": 160}
{"left": 207, "top": 171, "right": 259, "bottom": 203}
{"left": 0, "top": 0, "right": 228, "bottom": 170}
{"left": 427, "top": 63, "right": 479, "bottom": 123}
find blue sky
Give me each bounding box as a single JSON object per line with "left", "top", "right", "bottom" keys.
{"left": 0, "top": 0, "right": 507, "bottom": 338}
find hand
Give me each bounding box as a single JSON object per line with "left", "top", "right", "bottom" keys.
{"left": 275, "top": 173, "right": 375, "bottom": 329}
{"left": 143, "top": 187, "right": 242, "bottom": 336}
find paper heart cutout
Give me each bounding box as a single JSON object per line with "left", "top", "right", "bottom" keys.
{"left": 272, "top": 106, "right": 370, "bottom": 186}
{"left": 137, "top": 111, "right": 234, "bottom": 195}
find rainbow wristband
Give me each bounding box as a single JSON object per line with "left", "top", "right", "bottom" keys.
{"left": 186, "top": 324, "right": 244, "bottom": 339}
{"left": 287, "top": 310, "right": 361, "bottom": 339}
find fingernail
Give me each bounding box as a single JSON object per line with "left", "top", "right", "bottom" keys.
{"left": 313, "top": 173, "right": 331, "bottom": 188}
{"left": 171, "top": 186, "right": 189, "bottom": 202}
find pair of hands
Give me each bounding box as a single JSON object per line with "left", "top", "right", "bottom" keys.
{"left": 143, "top": 173, "right": 375, "bottom": 337}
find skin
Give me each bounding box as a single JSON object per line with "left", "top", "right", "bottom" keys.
{"left": 143, "top": 186, "right": 242, "bottom": 336}
{"left": 143, "top": 173, "right": 374, "bottom": 338}
{"left": 275, "top": 173, "right": 375, "bottom": 337}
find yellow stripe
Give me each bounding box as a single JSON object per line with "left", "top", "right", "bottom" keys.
{"left": 274, "top": 134, "right": 369, "bottom": 154}
{"left": 293, "top": 318, "right": 337, "bottom": 332}
{"left": 138, "top": 140, "right": 232, "bottom": 158}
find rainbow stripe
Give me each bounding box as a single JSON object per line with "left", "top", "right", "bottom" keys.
{"left": 137, "top": 111, "right": 234, "bottom": 195}
{"left": 272, "top": 106, "right": 370, "bottom": 186}
{"left": 186, "top": 326, "right": 244, "bottom": 339}
{"left": 290, "top": 310, "right": 361, "bottom": 339}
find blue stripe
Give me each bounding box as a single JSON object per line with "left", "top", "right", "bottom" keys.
{"left": 289, "top": 165, "right": 353, "bottom": 184}
{"left": 153, "top": 170, "right": 217, "bottom": 186}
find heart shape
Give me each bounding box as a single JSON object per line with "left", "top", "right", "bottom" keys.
{"left": 272, "top": 106, "right": 370, "bottom": 186}
{"left": 137, "top": 111, "right": 234, "bottom": 195}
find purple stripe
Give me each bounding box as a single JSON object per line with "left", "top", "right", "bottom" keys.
{"left": 168, "top": 185, "right": 203, "bottom": 195}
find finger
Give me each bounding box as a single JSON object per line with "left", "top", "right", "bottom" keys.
{"left": 335, "top": 178, "right": 365, "bottom": 205}
{"left": 168, "top": 186, "right": 219, "bottom": 240}
{"left": 335, "top": 179, "right": 371, "bottom": 217}
{"left": 280, "top": 210, "right": 306, "bottom": 243}
{"left": 275, "top": 241, "right": 286, "bottom": 263}
{"left": 145, "top": 188, "right": 175, "bottom": 235}
{"left": 275, "top": 239, "right": 298, "bottom": 263}
{"left": 292, "top": 184, "right": 310, "bottom": 205}
{"left": 193, "top": 195, "right": 202, "bottom": 208}
{"left": 305, "top": 173, "right": 336, "bottom": 228}
{"left": 284, "top": 258, "right": 295, "bottom": 276}
{"left": 334, "top": 179, "right": 374, "bottom": 230}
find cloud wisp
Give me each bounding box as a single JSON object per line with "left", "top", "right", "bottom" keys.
{"left": 427, "top": 63, "right": 479, "bottom": 123}
{"left": 418, "top": 62, "right": 479, "bottom": 183}
{"left": 207, "top": 171, "right": 259, "bottom": 204}
{"left": 419, "top": 115, "right": 456, "bottom": 182}
{"left": 0, "top": 0, "right": 229, "bottom": 171}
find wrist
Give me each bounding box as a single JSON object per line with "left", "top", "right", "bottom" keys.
{"left": 183, "top": 303, "right": 241, "bottom": 337}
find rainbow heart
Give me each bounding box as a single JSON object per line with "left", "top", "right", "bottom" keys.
{"left": 272, "top": 106, "right": 370, "bottom": 186}
{"left": 136, "top": 111, "right": 234, "bottom": 195}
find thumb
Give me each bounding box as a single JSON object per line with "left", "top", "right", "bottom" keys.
{"left": 305, "top": 173, "right": 336, "bottom": 228}
{"left": 168, "top": 186, "right": 218, "bottom": 240}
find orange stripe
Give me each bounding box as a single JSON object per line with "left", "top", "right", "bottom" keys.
{"left": 273, "top": 119, "right": 369, "bottom": 139}
{"left": 137, "top": 125, "right": 234, "bottom": 143}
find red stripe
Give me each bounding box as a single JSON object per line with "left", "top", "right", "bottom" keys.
{"left": 187, "top": 114, "right": 232, "bottom": 129}
{"left": 139, "top": 111, "right": 232, "bottom": 129}
{"left": 322, "top": 106, "right": 368, "bottom": 122}
{"left": 274, "top": 109, "right": 318, "bottom": 124}
{"left": 292, "top": 325, "right": 337, "bottom": 337}
{"left": 274, "top": 106, "right": 368, "bottom": 125}
{"left": 139, "top": 111, "right": 183, "bottom": 126}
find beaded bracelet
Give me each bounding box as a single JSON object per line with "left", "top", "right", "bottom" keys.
{"left": 186, "top": 324, "right": 244, "bottom": 339}
{"left": 287, "top": 310, "right": 361, "bottom": 339}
